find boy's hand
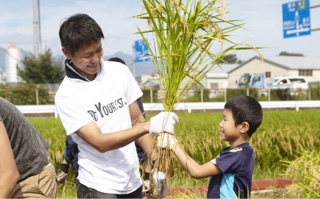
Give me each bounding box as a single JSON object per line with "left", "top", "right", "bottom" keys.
{"left": 157, "top": 133, "right": 178, "bottom": 150}
{"left": 149, "top": 112, "right": 179, "bottom": 134}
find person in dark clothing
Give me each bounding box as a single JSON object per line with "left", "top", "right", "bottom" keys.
{"left": 0, "top": 97, "right": 57, "bottom": 198}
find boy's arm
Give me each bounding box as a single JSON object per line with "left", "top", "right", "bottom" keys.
{"left": 172, "top": 143, "right": 222, "bottom": 179}
{"left": 157, "top": 133, "right": 222, "bottom": 179}
{"left": 0, "top": 122, "right": 19, "bottom": 197}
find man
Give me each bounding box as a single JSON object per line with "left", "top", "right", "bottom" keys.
{"left": 57, "top": 57, "right": 153, "bottom": 195}
{"left": 55, "top": 13, "right": 178, "bottom": 198}
{"left": 0, "top": 97, "right": 57, "bottom": 198}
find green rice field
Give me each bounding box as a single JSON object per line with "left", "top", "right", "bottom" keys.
{"left": 28, "top": 109, "right": 320, "bottom": 198}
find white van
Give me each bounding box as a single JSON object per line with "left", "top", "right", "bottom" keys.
{"left": 267, "top": 77, "right": 308, "bottom": 89}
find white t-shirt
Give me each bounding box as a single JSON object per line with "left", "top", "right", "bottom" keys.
{"left": 55, "top": 59, "right": 143, "bottom": 194}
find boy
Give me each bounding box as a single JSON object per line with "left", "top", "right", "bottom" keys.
{"left": 157, "top": 95, "right": 263, "bottom": 198}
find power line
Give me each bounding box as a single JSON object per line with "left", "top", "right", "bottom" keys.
{"left": 310, "top": 5, "right": 320, "bottom": 9}
{"left": 311, "top": 2, "right": 320, "bottom": 32}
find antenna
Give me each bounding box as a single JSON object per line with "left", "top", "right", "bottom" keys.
{"left": 33, "top": 0, "right": 42, "bottom": 57}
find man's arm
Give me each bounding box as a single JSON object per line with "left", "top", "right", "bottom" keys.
{"left": 0, "top": 122, "right": 19, "bottom": 197}
{"left": 76, "top": 102, "right": 178, "bottom": 153}
{"left": 130, "top": 101, "right": 154, "bottom": 157}
{"left": 130, "top": 101, "right": 157, "bottom": 168}
{"left": 76, "top": 119, "right": 150, "bottom": 153}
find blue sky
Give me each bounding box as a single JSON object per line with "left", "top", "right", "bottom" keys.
{"left": 0, "top": 0, "right": 319, "bottom": 61}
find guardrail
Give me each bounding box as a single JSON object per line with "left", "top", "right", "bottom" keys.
{"left": 145, "top": 100, "right": 320, "bottom": 112}
{"left": 16, "top": 105, "right": 59, "bottom": 118}
{"left": 16, "top": 101, "right": 320, "bottom": 117}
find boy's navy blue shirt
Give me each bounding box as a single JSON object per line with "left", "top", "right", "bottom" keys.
{"left": 207, "top": 142, "right": 254, "bottom": 199}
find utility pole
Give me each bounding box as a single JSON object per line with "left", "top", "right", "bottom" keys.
{"left": 310, "top": 3, "right": 320, "bottom": 31}
{"left": 33, "top": 0, "right": 42, "bottom": 57}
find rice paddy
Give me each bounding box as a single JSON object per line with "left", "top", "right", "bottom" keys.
{"left": 29, "top": 109, "right": 320, "bottom": 198}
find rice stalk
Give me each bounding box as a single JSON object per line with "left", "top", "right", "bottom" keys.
{"left": 133, "top": 0, "right": 262, "bottom": 193}
{"left": 283, "top": 148, "right": 320, "bottom": 198}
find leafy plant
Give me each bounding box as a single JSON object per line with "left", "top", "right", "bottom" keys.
{"left": 283, "top": 148, "right": 320, "bottom": 198}
{"left": 18, "top": 48, "right": 64, "bottom": 84}
{"left": 133, "top": 0, "right": 262, "bottom": 194}
{"left": 0, "top": 83, "right": 52, "bottom": 105}
{"left": 134, "top": 0, "right": 262, "bottom": 111}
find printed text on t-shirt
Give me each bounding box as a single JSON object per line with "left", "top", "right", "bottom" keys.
{"left": 87, "top": 98, "right": 125, "bottom": 121}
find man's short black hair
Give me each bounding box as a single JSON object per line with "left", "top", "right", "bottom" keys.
{"left": 59, "top": 13, "right": 104, "bottom": 55}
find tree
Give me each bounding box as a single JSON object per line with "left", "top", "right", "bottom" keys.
{"left": 279, "top": 51, "right": 304, "bottom": 56}
{"left": 218, "top": 54, "right": 238, "bottom": 64}
{"left": 18, "top": 49, "right": 64, "bottom": 84}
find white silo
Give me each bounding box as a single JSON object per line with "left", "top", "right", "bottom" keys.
{"left": 5, "top": 43, "right": 21, "bottom": 83}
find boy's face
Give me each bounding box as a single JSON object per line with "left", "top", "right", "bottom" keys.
{"left": 63, "top": 41, "right": 103, "bottom": 81}
{"left": 219, "top": 109, "right": 242, "bottom": 142}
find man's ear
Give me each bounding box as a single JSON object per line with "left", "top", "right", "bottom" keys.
{"left": 62, "top": 47, "right": 72, "bottom": 59}
{"left": 240, "top": 122, "right": 249, "bottom": 134}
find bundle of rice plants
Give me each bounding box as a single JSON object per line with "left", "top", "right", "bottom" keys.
{"left": 283, "top": 148, "right": 320, "bottom": 198}
{"left": 133, "top": 0, "right": 262, "bottom": 195}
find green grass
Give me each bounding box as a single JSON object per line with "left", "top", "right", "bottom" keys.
{"left": 28, "top": 109, "right": 320, "bottom": 198}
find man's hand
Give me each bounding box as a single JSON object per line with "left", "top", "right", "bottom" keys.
{"left": 157, "top": 133, "right": 178, "bottom": 150}
{"left": 56, "top": 163, "right": 69, "bottom": 183}
{"left": 149, "top": 112, "right": 179, "bottom": 134}
{"left": 153, "top": 170, "right": 167, "bottom": 197}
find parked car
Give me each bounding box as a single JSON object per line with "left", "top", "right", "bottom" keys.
{"left": 267, "top": 77, "right": 308, "bottom": 89}
{"left": 238, "top": 73, "right": 267, "bottom": 89}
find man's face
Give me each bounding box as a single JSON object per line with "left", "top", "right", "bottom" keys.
{"left": 64, "top": 41, "right": 103, "bottom": 80}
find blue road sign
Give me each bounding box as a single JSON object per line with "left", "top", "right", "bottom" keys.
{"left": 282, "top": 0, "right": 311, "bottom": 38}
{"left": 134, "top": 39, "right": 149, "bottom": 62}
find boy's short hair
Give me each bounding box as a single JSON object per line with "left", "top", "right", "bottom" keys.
{"left": 224, "top": 95, "right": 263, "bottom": 137}
{"left": 59, "top": 13, "right": 104, "bottom": 55}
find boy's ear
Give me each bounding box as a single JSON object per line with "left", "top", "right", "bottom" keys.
{"left": 240, "top": 122, "right": 249, "bottom": 134}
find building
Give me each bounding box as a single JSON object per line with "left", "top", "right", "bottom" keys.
{"left": 139, "top": 74, "right": 160, "bottom": 89}
{"left": 206, "top": 64, "right": 238, "bottom": 89}
{"left": 5, "top": 43, "right": 22, "bottom": 83}
{"left": 206, "top": 56, "right": 320, "bottom": 89}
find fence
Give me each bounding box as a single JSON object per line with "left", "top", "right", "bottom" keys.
{"left": 142, "top": 87, "right": 319, "bottom": 103}
{"left": 17, "top": 100, "right": 320, "bottom": 118}
{"left": 2, "top": 86, "right": 320, "bottom": 105}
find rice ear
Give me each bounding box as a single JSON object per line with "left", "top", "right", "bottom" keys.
{"left": 133, "top": 0, "right": 262, "bottom": 195}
